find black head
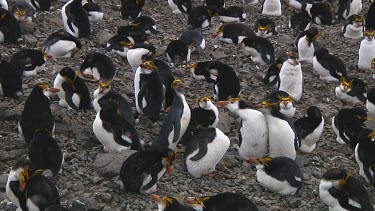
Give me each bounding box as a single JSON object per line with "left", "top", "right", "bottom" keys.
{"left": 352, "top": 14, "right": 364, "bottom": 25}
{"left": 161, "top": 149, "right": 176, "bottom": 175}
{"left": 350, "top": 107, "right": 367, "bottom": 121}
{"left": 59, "top": 67, "right": 78, "bottom": 84}
{"left": 314, "top": 47, "right": 329, "bottom": 56}
{"left": 306, "top": 106, "right": 322, "bottom": 119}
{"left": 106, "top": 35, "right": 133, "bottom": 52}
{"left": 305, "top": 27, "right": 320, "bottom": 43}
{"left": 322, "top": 168, "right": 348, "bottom": 180}
{"left": 256, "top": 18, "right": 272, "bottom": 32}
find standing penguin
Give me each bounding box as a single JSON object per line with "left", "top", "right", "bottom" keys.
{"left": 18, "top": 83, "right": 59, "bottom": 143}
{"left": 313, "top": 47, "right": 348, "bottom": 82}
{"left": 188, "top": 6, "right": 218, "bottom": 29}
{"left": 168, "top": 0, "right": 192, "bottom": 14}
{"left": 28, "top": 129, "right": 64, "bottom": 175}
{"left": 54, "top": 67, "right": 91, "bottom": 110}
{"left": 262, "top": 57, "right": 284, "bottom": 88}
{"left": 180, "top": 30, "right": 211, "bottom": 60}
{"left": 106, "top": 35, "right": 134, "bottom": 58}
{"left": 0, "top": 57, "right": 22, "bottom": 97}
{"left": 358, "top": 30, "right": 375, "bottom": 71}
{"left": 355, "top": 128, "right": 375, "bottom": 185}
{"left": 120, "top": 0, "right": 142, "bottom": 20}
{"left": 119, "top": 148, "right": 176, "bottom": 193}
{"left": 10, "top": 48, "right": 51, "bottom": 77}
{"left": 337, "top": 0, "right": 362, "bottom": 20}
{"left": 267, "top": 90, "right": 296, "bottom": 118}
{"left": 166, "top": 40, "right": 190, "bottom": 66}
{"left": 80, "top": 52, "right": 116, "bottom": 81}
{"left": 132, "top": 16, "right": 159, "bottom": 34}
{"left": 261, "top": 0, "right": 281, "bottom": 16}
{"left": 335, "top": 77, "right": 367, "bottom": 103}
{"left": 218, "top": 6, "right": 246, "bottom": 23}
{"left": 342, "top": 14, "right": 364, "bottom": 39}
{"left": 278, "top": 51, "right": 303, "bottom": 101}
{"left": 0, "top": 0, "right": 8, "bottom": 10}
{"left": 218, "top": 98, "right": 268, "bottom": 159}
{"left": 366, "top": 87, "right": 375, "bottom": 114}
{"left": 297, "top": 27, "right": 320, "bottom": 63}
{"left": 153, "top": 59, "right": 175, "bottom": 111}
{"left": 43, "top": 31, "right": 82, "bottom": 58}
{"left": 152, "top": 79, "right": 191, "bottom": 149}
{"left": 151, "top": 195, "right": 196, "bottom": 211}
{"left": 254, "top": 18, "right": 278, "bottom": 38}
{"left": 0, "top": 8, "right": 21, "bottom": 44}
{"left": 184, "top": 127, "right": 230, "bottom": 177}
{"left": 239, "top": 36, "right": 275, "bottom": 65}
{"left": 93, "top": 101, "right": 142, "bottom": 152}
{"left": 127, "top": 43, "right": 156, "bottom": 72}
{"left": 307, "top": 3, "right": 333, "bottom": 25}
{"left": 6, "top": 159, "right": 62, "bottom": 211}
{"left": 319, "top": 168, "right": 374, "bottom": 210}
{"left": 82, "top": 0, "right": 103, "bottom": 23}
{"left": 289, "top": 11, "right": 311, "bottom": 35}
{"left": 211, "top": 23, "right": 255, "bottom": 48}
{"left": 294, "top": 106, "right": 324, "bottom": 153}
{"left": 61, "top": 0, "right": 90, "bottom": 38}
{"left": 365, "top": 0, "right": 375, "bottom": 31}
{"left": 248, "top": 156, "right": 303, "bottom": 195}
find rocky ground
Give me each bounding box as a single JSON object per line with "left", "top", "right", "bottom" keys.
{"left": 0, "top": 0, "right": 375, "bottom": 210}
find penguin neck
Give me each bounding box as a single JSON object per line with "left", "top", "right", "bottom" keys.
{"left": 172, "top": 91, "right": 186, "bottom": 107}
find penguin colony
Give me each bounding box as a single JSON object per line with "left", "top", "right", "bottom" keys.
{"left": 1, "top": 0, "right": 375, "bottom": 210}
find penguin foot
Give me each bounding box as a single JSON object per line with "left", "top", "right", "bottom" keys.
{"left": 208, "top": 172, "right": 216, "bottom": 177}
{"left": 243, "top": 160, "right": 251, "bottom": 167}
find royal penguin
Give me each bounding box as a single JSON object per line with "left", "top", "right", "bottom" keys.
{"left": 0, "top": 57, "right": 22, "bottom": 97}
{"left": 6, "top": 159, "right": 62, "bottom": 211}
{"left": 358, "top": 30, "right": 375, "bottom": 70}
{"left": 267, "top": 90, "right": 296, "bottom": 118}
{"left": 218, "top": 98, "right": 268, "bottom": 159}
{"left": 366, "top": 87, "right": 375, "bottom": 114}
{"left": 211, "top": 23, "right": 255, "bottom": 48}
{"left": 254, "top": 18, "right": 278, "bottom": 38}
{"left": 18, "top": 82, "right": 59, "bottom": 143}
{"left": 319, "top": 168, "right": 374, "bottom": 210}
{"left": 307, "top": 2, "right": 333, "bottom": 25}
{"left": 28, "top": 129, "right": 64, "bottom": 175}
{"left": 11, "top": 1, "right": 36, "bottom": 22}
{"left": 294, "top": 106, "right": 324, "bottom": 153}
{"left": 117, "top": 25, "right": 148, "bottom": 43}
{"left": 185, "top": 192, "right": 259, "bottom": 211}
{"left": 355, "top": 128, "right": 375, "bottom": 185}
{"left": 187, "top": 6, "right": 218, "bottom": 29}
{"left": 153, "top": 59, "right": 175, "bottom": 110}
{"left": 61, "top": 0, "right": 91, "bottom": 38}
{"left": 239, "top": 36, "right": 275, "bottom": 65}
{"left": 54, "top": 67, "right": 91, "bottom": 110}
{"left": 43, "top": 31, "right": 82, "bottom": 58}
{"left": 0, "top": 8, "right": 21, "bottom": 43}
{"left": 134, "top": 60, "right": 164, "bottom": 121}
{"left": 365, "top": 0, "right": 375, "bottom": 31}
{"left": 278, "top": 51, "right": 303, "bottom": 101}
{"left": 152, "top": 79, "right": 191, "bottom": 149}
{"left": 132, "top": 15, "right": 159, "bottom": 34}
{"left": 205, "top": 0, "right": 225, "bottom": 8}
{"left": 82, "top": 0, "right": 103, "bottom": 23}
{"left": 218, "top": 6, "right": 246, "bottom": 23}
{"left": 10, "top": 48, "right": 51, "bottom": 77}
{"left": 248, "top": 156, "right": 303, "bottom": 195}
{"left": 120, "top": 0, "right": 143, "bottom": 20}
{"left": 313, "top": 47, "right": 347, "bottom": 82}
{"left": 93, "top": 101, "right": 142, "bottom": 152}
{"left": 262, "top": 57, "right": 284, "bottom": 87}
{"left": 168, "top": 0, "right": 192, "bottom": 14}
{"left": 127, "top": 43, "right": 156, "bottom": 72}
{"left": 80, "top": 51, "right": 116, "bottom": 81}
{"left": 166, "top": 40, "right": 191, "bottom": 66}
{"left": 180, "top": 29, "right": 211, "bottom": 60}
{"left": 331, "top": 107, "right": 367, "bottom": 147}
{"left": 287, "top": 0, "right": 313, "bottom": 11}
{"left": 151, "top": 194, "right": 196, "bottom": 211}
{"left": 342, "top": 14, "right": 364, "bottom": 39}
{"left": 186, "top": 61, "right": 215, "bottom": 82}
{"left": 337, "top": 0, "right": 362, "bottom": 20}
{"left": 27, "top": 0, "right": 52, "bottom": 11}
{"left": 297, "top": 27, "right": 320, "bottom": 63}
{"left": 183, "top": 127, "right": 230, "bottom": 177}
{"left": 335, "top": 77, "right": 367, "bottom": 103}
{"left": 106, "top": 35, "right": 134, "bottom": 58}
{"left": 0, "top": 0, "right": 8, "bottom": 10}
{"left": 119, "top": 148, "right": 176, "bottom": 193}
{"left": 261, "top": 0, "right": 281, "bottom": 16}
{"left": 289, "top": 11, "right": 311, "bottom": 35}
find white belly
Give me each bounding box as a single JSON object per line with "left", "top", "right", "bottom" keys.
{"left": 219, "top": 16, "right": 240, "bottom": 23}
{"left": 168, "top": 0, "right": 181, "bottom": 13}
{"left": 45, "top": 40, "right": 77, "bottom": 58}
{"left": 332, "top": 116, "right": 346, "bottom": 144}
{"left": 343, "top": 25, "right": 363, "bottom": 39}
{"left": 319, "top": 180, "right": 346, "bottom": 210}
{"left": 335, "top": 86, "right": 361, "bottom": 103}
{"left": 355, "top": 144, "right": 374, "bottom": 183}
{"left": 256, "top": 169, "right": 299, "bottom": 195}
{"left": 300, "top": 118, "right": 324, "bottom": 153}
{"left": 140, "top": 168, "right": 166, "bottom": 193}
{"left": 88, "top": 11, "right": 103, "bottom": 23}
{"left": 134, "top": 70, "right": 142, "bottom": 115}
{"left": 298, "top": 38, "right": 315, "bottom": 63}
{"left": 262, "top": 0, "right": 281, "bottom": 16}
{"left": 313, "top": 56, "right": 338, "bottom": 81}
{"left": 278, "top": 63, "right": 303, "bottom": 101}
{"left": 358, "top": 39, "right": 375, "bottom": 70}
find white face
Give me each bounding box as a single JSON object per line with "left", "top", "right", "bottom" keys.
{"left": 43, "top": 89, "right": 53, "bottom": 98}
{"left": 225, "top": 101, "right": 239, "bottom": 112}
{"left": 8, "top": 167, "right": 24, "bottom": 182}
{"left": 287, "top": 58, "right": 299, "bottom": 66}
{"left": 199, "top": 100, "right": 214, "bottom": 110}
{"left": 339, "top": 84, "right": 351, "bottom": 93}
{"left": 279, "top": 100, "right": 293, "bottom": 109}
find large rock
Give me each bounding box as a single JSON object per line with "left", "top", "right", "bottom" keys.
{"left": 217, "top": 112, "right": 232, "bottom": 134}
{"left": 94, "top": 30, "right": 113, "bottom": 46}
{"left": 92, "top": 150, "right": 137, "bottom": 178}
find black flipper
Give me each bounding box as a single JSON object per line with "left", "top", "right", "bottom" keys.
{"left": 62, "top": 82, "right": 79, "bottom": 110}
{"left": 102, "top": 121, "right": 132, "bottom": 147}
{"left": 142, "top": 172, "right": 158, "bottom": 190}
{"left": 336, "top": 191, "right": 362, "bottom": 211}
{"left": 137, "top": 83, "right": 147, "bottom": 113}
{"left": 172, "top": 116, "right": 181, "bottom": 143}
{"left": 9, "top": 181, "right": 28, "bottom": 211}
{"left": 363, "top": 161, "right": 375, "bottom": 185}
{"left": 65, "top": 5, "right": 76, "bottom": 33}
{"left": 190, "top": 138, "right": 209, "bottom": 161}
{"left": 286, "top": 175, "right": 304, "bottom": 188}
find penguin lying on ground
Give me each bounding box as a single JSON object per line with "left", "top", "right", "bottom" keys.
{"left": 218, "top": 6, "right": 246, "bottom": 23}
{"left": 294, "top": 106, "right": 324, "bottom": 153}
{"left": 80, "top": 52, "right": 116, "bottom": 82}
{"left": 297, "top": 27, "right": 320, "bottom": 63}
{"left": 335, "top": 77, "right": 367, "bottom": 103}
{"left": 120, "top": 0, "right": 142, "bottom": 20}
{"left": 239, "top": 36, "right": 275, "bottom": 65}
{"left": 28, "top": 0, "right": 52, "bottom": 11}
{"left": 168, "top": 0, "right": 192, "bottom": 14}
{"left": 106, "top": 35, "right": 134, "bottom": 58}
{"left": 289, "top": 11, "right": 311, "bottom": 35}
{"left": 166, "top": 40, "right": 191, "bottom": 66}
{"left": 185, "top": 192, "right": 259, "bottom": 211}
{"left": 366, "top": 0, "right": 375, "bottom": 31}
{"left": 186, "top": 61, "right": 215, "bottom": 82}
{"left": 313, "top": 47, "right": 347, "bottom": 81}
{"left": 0, "top": 57, "right": 22, "bottom": 97}
{"left": 278, "top": 50, "right": 303, "bottom": 101}
{"left": 367, "top": 87, "right": 375, "bottom": 114}
{"left": 132, "top": 16, "right": 159, "bottom": 34}
{"left": 254, "top": 18, "right": 278, "bottom": 38}
{"left": 267, "top": 90, "right": 296, "bottom": 118}
{"left": 248, "top": 156, "right": 303, "bottom": 195}
{"left": 62, "top": 0, "right": 91, "bottom": 38}
{"left": 117, "top": 25, "right": 148, "bottom": 43}
{"left": 119, "top": 148, "right": 176, "bottom": 193}
{"left": 342, "top": 14, "right": 364, "bottom": 39}
{"left": 319, "top": 168, "right": 374, "bottom": 210}
{"left": 262, "top": 57, "right": 284, "bottom": 87}
{"left": 261, "top": 0, "right": 281, "bottom": 16}
{"left": 127, "top": 43, "right": 156, "bottom": 72}
{"left": 0, "top": 8, "right": 21, "bottom": 44}
{"left": 180, "top": 30, "right": 211, "bottom": 60}
{"left": 11, "top": 1, "right": 36, "bottom": 22}
{"left": 152, "top": 194, "right": 195, "bottom": 211}
{"left": 43, "top": 31, "right": 82, "bottom": 58}
{"left": 188, "top": 6, "right": 218, "bottom": 29}
{"left": 0, "top": 0, "right": 8, "bottom": 10}
{"left": 211, "top": 23, "right": 255, "bottom": 48}
{"left": 6, "top": 159, "right": 62, "bottom": 211}
{"left": 307, "top": 2, "right": 333, "bottom": 25}
{"left": 358, "top": 30, "right": 375, "bottom": 71}
{"left": 337, "top": 0, "right": 362, "bottom": 20}
{"left": 10, "top": 48, "right": 51, "bottom": 77}
{"left": 18, "top": 82, "right": 59, "bottom": 143}
{"left": 355, "top": 128, "right": 375, "bottom": 185}
{"left": 82, "top": 0, "right": 103, "bottom": 23}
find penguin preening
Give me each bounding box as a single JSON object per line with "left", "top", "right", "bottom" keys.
{"left": 6, "top": 159, "right": 62, "bottom": 211}
{"left": 261, "top": 0, "right": 281, "bottom": 16}
{"left": 313, "top": 47, "right": 348, "bottom": 82}
{"left": 289, "top": 11, "right": 311, "bottom": 35}
{"left": 117, "top": 25, "right": 148, "bottom": 43}
{"left": 218, "top": 6, "right": 246, "bottom": 23}
{"left": 186, "top": 61, "right": 215, "bottom": 82}
{"left": 152, "top": 79, "right": 191, "bottom": 149}
{"left": 80, "top": 52, "right": 116, "bottom": 81}
{"left": 61, "top": 0, "right": 91, "bottom": 38}
{"left": 367, "top": 87, "right": 375, "bottom": 114}
{"left": 358, "top": 30, "right": 375, "bottom": 70}
{"left": 166, "top": 40, "right": 191, "bottom": 65}
{"left": 18, "top": 82, "right": 59, "bottom": 143}
{"left": 297, "top": 27, "right": 320, "bottom": 63}
{"left": 43, "top": 31, "right": 82, "bottom": 58}
{"left": 153, "top": 59, "right": 175, "bottom": 110}
{"left": 11, "top": 1, "right": 36, "bottom": 22}
{"left": 278, "top": 51, "right": 303, "bottom": 101}
{"left": 342, "top": 14, "right": 364, "bottom": 39}
{"left": 119, "top": 148, "right": 176, "bottom": 193}
{"left": 307, "top": 2, "right": 333, "bottom": 25}
{"left": 0, "top": 8, "right": 21, "bottom": 44}
{"left": 211, "top": 23, "right": 255, "bottom": 48}
{"left": 335, "top": 77, "right": 367, "bottom": 103}
{"left": 168, "top": 0, "right": 192, "bottom": 14}
{"left": 366, "top": 0, "right": 375, "bottom": 31}
{"left": 151, "top": 194, "right": 195, "bottom": 211}
{"left": 132, "top": 16, "right": 159, "bottom": 34}
{"left": 0, "top": 57, "right": 22, "bottom": 97}
{"left": 127, "top": 43, "right": 156, "bottom": 72}
{"left": 82, "top": 0, "right": 103, "bottom": 23}
{"left": 262, "top": 57, "right": 284, "bottom": 87}
{"left": 355, "top": 128, "right": 375, "bottom": 185}
{"left": 188, "top": 6, "right": 218, "bottom": 29}
{"left": 254, "top": 18, "right": 278, "bottom": 38}
{"left": 10, "top": 48, "right": 51, "bottom": 77}
{"left": 248, "top": 156, "right": 303, "bottom": 195}
{"left": 239, "top": 36, "right": 275, "bottom": 65}
{"left": 180, "top": 30, "right": 210, "bottom": 60}
{"left": 106, "top": 35, "right": 134, "bottom": 58}
{"left": 337, "top": 0, "right": 362, "bottom": 20}
{"left": 0, "top": 0, "right": 8, "bottom": 10}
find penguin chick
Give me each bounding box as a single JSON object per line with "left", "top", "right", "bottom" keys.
{"left": 205, "top": 0, "right": 225, "bottom": 8}
{"left": 54, "top": 67, "right": 91, "bottom": 110}
{"left": 168, "top": 0, "right": 192, "bottom": 14}
{"left": 43, "top": 31, "right": 82, "bottom": 58}
{"left": 82, "top": 0, "right": 103, "bottom": 23}
{"left": 337, "top": 0, "right": 362, "bottom": 20}
{"left": 119, "top": 148, "right": 176, "bottom": 193}
{"left": 239, "top": 36, "right": 275, "bottom": 65}
{"left": 365, "top": 0, "right": 375, "bottom": 31}
{"left": 248, "top": 156, "right": 303, "bottom": 195}
{"left": 335, "top": 77, "right": 367, "bottom": 103}
{"left": 319, "top": 168, "right": 374, "bottom": 210}
{"left": 106, "top": 35, "right": 134, "bottom": 58}
{"left": 127, "top": 43, "right": 156, "bottom": 72}
{"left": 185, "top": 192, "right": 260, "bottom": 211}
{"left": 0, "top": 0, "right": 8, "bottom": 10}
{"left": 263, "top": 57, "right": 284, "bottom": 87}
{"left": 166, "top": 40, "right": 191, "bottom": 65}
{"left": 261, "top": 0, "right": 281, "bottom": 16}
{"left": 28, "top": 129, "right": 64, "bottom": 175}
{"left": 343, "top": 14, "right": 364, "bottom": 39}
{"left": 254, "top": 18, "right": 278, "bottom": 38}
{"left": 289, "top": 11, "right": 311, "bottom": 35}
{"left": 93, "top": 101, "right": 142, "bottom": 152}
{"left": 120, "top": 0, "right": 142, "bottom": 20}
{"left": 151, "top": 194, "right": 195, "bottom": 211}
{"left": 366, "top": 87, "right": 375, "bottom": 114}
{"left": 355, "top": 128, "right": 375, "bottom": 185}
{"left": 132, "top": 15, "right": 159, "bottom": 34}
{"left": 313, "top": 47, "right": 347, "bottom": 81}
{"left": 188, "top": 6, "right": 218, "bottom": 29}
{"left": 297, "top": 26, "right": 320, "bottom": 63}
{"left": 183, "top": 127, "right": 230, "bottom": 177}
{"left": 307, "top": 2, "right": 333, "bottom": 25}
{"left": 0, "top": 58, "right": 22, "bottom": 97}
{"left": 0, "top": 8, "right": 22, "bottom": 43}
{"left": 294, "top": 106, "right": 324, "bottom": 153}
{"left": 267, "top": 90, "right": 296, "bottom": 118}
{"left": 211, "top": 23, "right": 255, "bottom": 48}
{"left": 358, "top": 30, "right": 375, "bottom": 70}
{"left": 278, "top": 51, "right": 303, "bottom": 101}
{"left": 117, "top": 25, "right": 148, "bottom": 43}
{"left": 152, "top": 79, "right": 191, "bottom": 149}
{"left": 80, "top": 51, "right": 116, "bottom": 81}
{"left": 217, "top": 98, "right": 268, "bottom": 159}
{"left": 28, "top": 0, "right": 52, "bottom": 11}
{"left": 10, "top": 48, "right": 51, "bottom": 77}
{"left": 11, "top": 1, "right": 36, "bottom": 22}
{"left": 18, "top": 82, "right": 59, "bottom": 143}
{"left": 180, "top": 29, "right": 211, "bottom": 60}
{"left": 218, "top": 6, "right": 246, "bottom": 23}
{"left": 6, "top": 159, "right": 62, "bottom": 211}
{"left": 61, "top": 0, "right": 91, "bottom": 38}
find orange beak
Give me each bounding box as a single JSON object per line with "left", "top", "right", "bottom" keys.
{"left": 139, "top": 63, "right": 147, "bottom": 68}
{"left": 48, "top": 88, "right": 60, "bottom": 93}
{"left": 46, "top": 55, "right": 52, "bottom": 59}
{"left": 211, "top": 33, "right": 219, "bottom": 38}
{"left": 248, "top": 156, "right": 258, "bottom": 163}
{"left": 185, "top": 198, "right": 197, "bottom": 204}
{"left": 19, "top": 181, "right": 26, "bottom": 192}
{"left": 252, "top": 104, "right": 263, "bottom": 109}
{"left": 295, "top": 59, "right": 299, "bottom": 65}
{"left": 151, "top": 194, "right": 161, "bottom": 201}
{"left": 216, "top": 101, "right": 229, "bottom": 106}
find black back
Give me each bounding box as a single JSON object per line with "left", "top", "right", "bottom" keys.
{"left": 44, "top": 31, "right": 82, "bottom": 51}
{"left": 366, "top": 1, "right": 375, "bottom": 30}
{"left": 294, "top": 106, "right": 323, "bottom": 139}
{"left": 337, "top": 0, "right": 351, "bottom": 20}
{"left": 166, "top": 40, "right": 189, "bottom": 64}
{"left": 64, "top": 0, "right": 91, "bottom": 38}
{"left": 222, "top": 23, "right": 255, "bottom": 44}
{"left": 290, "top": 11, "right": 311, "bottom": 35}
{"left": 242, "top": 37, "right": 275, "bottom": 64}
{"left": 219, "top": 6, "right": 245, "bottom": 21}
{"left": 200, "top": 192, "right": 259, "bottom": 211}
{"left": 193, "top": 61, "right": 214, "bottom": 83}
{"left": 80, "top": 52, "right": 116, "bottom": 80}
{"left": 205, "top": 0, "right": 224, "bottom": 8}
{"left": 209, "top": 61, "right": 241, "bottom": 100}
{"left": 0, "top": 59, "right": 22, "bottom": 97}
{"left": 153, "top": 59, "right": 175, "bottom": 109}
{"left": 309, "top": 3, "right": 333, "bottom": 25}
{"left": 367, "top": 87, "right": 375, "bottom": 104}
{"left": 0, "top": 8, "right": 21, "bottom": 44}
{"left": 10, "top": 49, "right": 46, "bottom": 72}
{"left": 314, "top": 47, "right": 347, "bottom": 80}
{"left": 118, "top": 25, "right": 148, "bottom": 43}
{"left": 132, "top": 16, "right": 159, "bottom": 33}
{"left": 263, "top": 157, "right": 304, "bottom": 187}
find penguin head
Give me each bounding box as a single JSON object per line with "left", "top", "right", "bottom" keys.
{"left": 305, "top": 27, "right": 320, "bottom": 46}
{"left": 322, "top": 168, "right": 351, "bottom": 189}
{"left": 211, "top": 25, "right": 224, "bottom": 38}
{"left": 306, "top": 106, "right": 322, "bottom": 119}
{"left": 13, "top": 6, "right": 27, "bottom": 22}
{"left": 256, "top": 19, "right": 272, "bottom": 36}
{"left": 161, "top": 150, "right": 176, "bottom": 175}
{"left": 287, "top": 50, "right": 299, "bottom": 66}
{"left": 352, "top": 15, "right": 364, "bottom": 27}
{"left": 35, "top": 48, "right": 52, "bottom": 61}
{"left": 275, "top": 57, "right": 284, "bottom": 70}
{"left": 34, "top": 82, "right": 60, "bottom": 98}
{"left": 217, "top": 98, "right": 250, "bottom": 112}
{"left": 151, "top": 194, "right": 181, "bottom": 210}
{"left": 276, "top": 91, "right": 295, "bottom": 110}
{"left": 59, "top": 67, "right": 78, "bottom": 85}
{"left": 248, "top": 156, "right": 272, "bottom": 168}
{"left": 364, "top": 30, "right": 375, "bottom": 41}
{"left": 139, "top": 60, "right": 157, "bottom": 74}
{"left": 9, "top": 158, "right": 43, "bottom": 192}
{"left": 98, "top": 80, "right": 112, "bottom": 94}
{"left": 171, "top": 79, "right": 185, "bottom": 93}
{"left": 207, "top": 6, "right": 219, "bottom": 17}
{"left": 338, "top": 77, "right": 354, "bottom": 93}
{"left": 185, "top": 196, "right": 210, "bottom": 209}
{"left": 350, "top": 107, "right": 368, "bottom": 122}
{"left": 198, "top": 96, "right": 215, "bottom": 110}
{"left": 106, "top": 35, "right": 134, "bottom": 52}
